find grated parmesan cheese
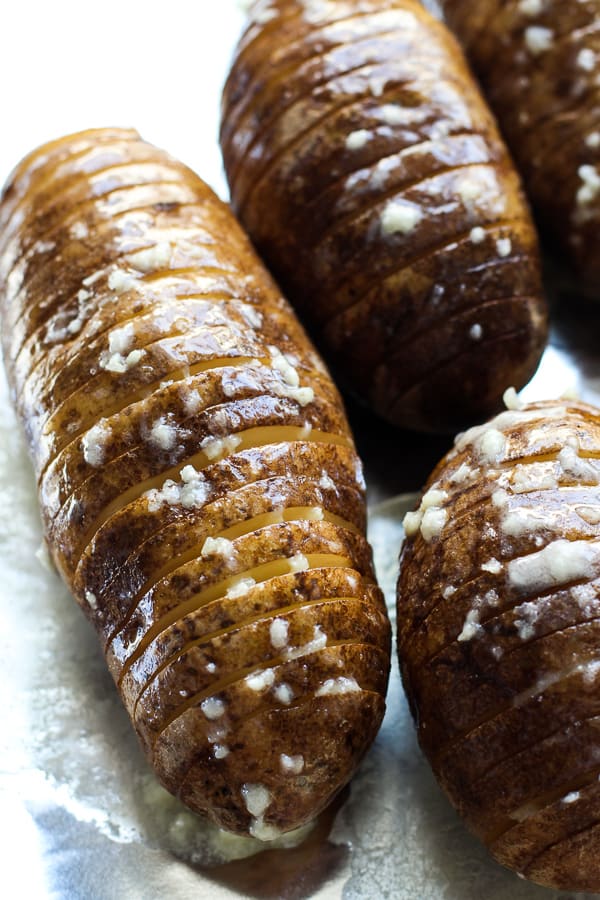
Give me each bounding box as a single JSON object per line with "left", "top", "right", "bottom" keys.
{"left": 345, "top": 129, "right": 371, "bottom": 150}
{"left": 518, "top": 0, "right": 543, "bottom": 15}
{"left": 458, "top": 177, "right": 482, "bottom": 205}
{"left": 524, "top": 25, "right": 554, "bottom": 55}
{"left": 378, "top": 104, "right": 407, "bottom": 126}
{"left": 577, "top": 165, "right": 600, "bottom": 207}
{"left": 245, "top": 668, "right": 276, "bottom": 692}
{"left": 420, "top": 507, "right": 447, "bottom": 542}
{"left": 214, "top": 744, "right": 230, "bottom": 759}
{"left": 241, "top": 783, "right": 271, "bottom": 818}
{"left": 99, "top": 348, "right": 145, "bottom": 373}
{"left": 577, "top": 48, "right": 596, "bottom": 72}
{"left": 201, "top": 536, "right": 235, "bottom": 559}
{"left": 402, "top": 510, "right": 422, "bottom": 537}
{"left": 183, "top": 389, "right": 202, "bottom": 415}
{"left": 144, "top": 465, "right": 210, "bottom": 511}
{"left": 226, "top": 577, "right": 256, "bottom": 599}
{"left": 508, "top": 539, "right": 600, "bottom": 591}
{"left": 558, "top": 446, "right": 599, "bottom": 484}
{"left": 503, "top": 387, "right": 523, "bottom": 411}
{"left": 149, "top": 417, "right": 178, "bottom": 451}
{"left": 201, "top": 434, "right": 242, "bottom": 460}
{"left": 128, "top": 242, "right": 171, "bottom": 272}
{"left": 449, "top": 462, "right": 478, "bottom": 485}
{"left": 70, "top": 221, "right": 89, "bottom": 239}
{"left": 273, "top": 683, "right": 294, "bottom": 704}
{"left": 422, "top": 488, "right": 448, "bottom": 508}
{"left": 108, "top": 268, "right": 139, "bottom": 294}
{"left": 315, "top": 676, "right": 360, "bottom": 696}
{"left": 81, "top": 419, "right": 111, "bottom": 467}
{"left": 475, "top": 428, "right": 506, "bottom": 465}
{"left": 381, "top": 200, "right": 422, "bottom": 235}
{"left": 319, "top": 473, "right": 336, "bottom": 491}
{"left": 496, "top": 238, "right": 512, "bottom": 258}
{"left": 201, "top": 697, "right": 226, "bottom": 720}
{"left": 280, "top": 754, "right": 304, "bottom": 774}
{"left": 269, "top": 618, "right": 289, "bottom": 649}
{"left": 458, "top": 609, "right": 483, "bottom": 642}
{"left": 288, "top": 553, "right": 309, "bottom": 573}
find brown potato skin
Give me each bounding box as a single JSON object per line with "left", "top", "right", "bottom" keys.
{"left": 220, "top": 0, "right": 547, "bottom": 432}
{"left": 397, "top": 398, "right": 600, "bottom": 891}
{"left": 0, "top": 128, "right": 390, "bottom": 837}
{"left": 440, "top": 0, "right": 600, "bottom": 290}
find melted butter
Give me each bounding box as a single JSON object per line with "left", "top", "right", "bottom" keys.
{"left": 141, "top": 505, "right": 359, "bottom": 602}
{"left": 43, "top": 355, "right": 259, "bottom": 450}
{"left": 115, "top": 552, "right": 355, "bottom": 683}
{"left": 102, "top": 506, "right": 360, "bottom": 674}
{"left": 80, "top": 427, "right": 353, "bottom": 553}
{"left": 130, "top": 592, "right": 364, "bottom": 717}
{"left": 219, "top": 505, "right": 359, "bottom": 538}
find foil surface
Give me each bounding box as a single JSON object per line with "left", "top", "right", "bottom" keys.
{"left": 2, "top": 1, "right": 600, "bottom": 897}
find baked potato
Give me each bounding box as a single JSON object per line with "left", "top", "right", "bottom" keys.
{"left": 0, "top": 127, "right": 390, "bottom": 838}
{"left": 398, "top": 394, "right": 600, "bottom": 891}
{"left": 220, "top": 0, "right": 548, "bottom": 432}
{"left": 440, "top": 0, "right": 600, "bottom": 290}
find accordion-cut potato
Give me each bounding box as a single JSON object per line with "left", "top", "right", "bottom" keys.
{"left": 398, "top": 396, "right": 600, "bottom": 891}
{"left": 220, "top": 0, "right": 547, "bottom": 432}
{"left": 0, "top": 128, "right": 391, "bottom": 838}
{"left": 440, "top": 0, "right": 600, "bottom": 289}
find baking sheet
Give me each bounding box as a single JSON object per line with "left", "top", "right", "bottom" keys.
{"left": 2, "top": 2, "right": 600, "bottom": 898}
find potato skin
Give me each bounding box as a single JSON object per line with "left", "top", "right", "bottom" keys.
{"left": 0, "top": 128, "right": 390, "bottom": 837}
{"left": 220, "top": 0, "right": 547, "bottom": 432}
{"left": 440, "top": 0, "right": 600, "bottom": 290}
{"left": 397, "top": 397, "right": 600, "bottom": 891}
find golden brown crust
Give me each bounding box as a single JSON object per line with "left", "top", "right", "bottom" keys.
{"left": 440, "top": 0, "right": 600, "bottom": 290}
{"left": 0, "top": 127, "right": 390, "bottom": 837}
{"left": 397, "top": 397, "right": 600, "bottom": 890}
{"left": 220, "top": 0, "right": 547, "bottom": 432}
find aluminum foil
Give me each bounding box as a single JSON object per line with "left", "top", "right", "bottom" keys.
{"left": 2, "top": 2, "right": 600, "bottom": 898}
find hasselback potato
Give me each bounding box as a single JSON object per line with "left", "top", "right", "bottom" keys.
{"left": 398, "top": 395, "right": 600, "bottom": 891}
{"left": 0, "top": 127, "right": 390, "bottom": 838}
{"left": 220, "top": 0, "right": 548, "bottom": 433}
{"left": 440, "top": 0, "right": 600, "bottom": 289}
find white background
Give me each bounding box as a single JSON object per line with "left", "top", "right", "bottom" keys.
{"left": 0, "top": 0, "right": 246, "bottom": 200}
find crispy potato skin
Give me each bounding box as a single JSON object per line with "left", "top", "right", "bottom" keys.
{"left": 0, "top": 127, "right": 390, "bottom": 837}
{"left": 440, "top": 0, "right": 600, "bottom": 289}
{"left": 397, "top": 398, "right": 600, "bottom": 891}
{"left": 220, "top": 0, "right": 547, "bottom": 432}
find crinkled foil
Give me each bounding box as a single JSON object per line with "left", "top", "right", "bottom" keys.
{"left": 3, "top": 1, "right": 600, "bottom": 896}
